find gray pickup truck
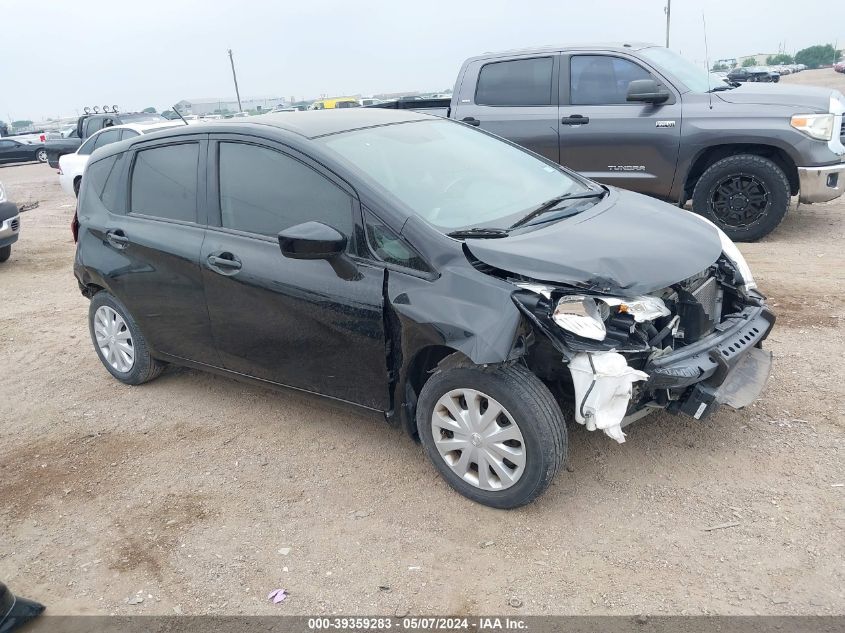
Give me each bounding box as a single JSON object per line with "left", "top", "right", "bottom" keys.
{"left": 395, "top": 44, "right": 845, "bottom": 241}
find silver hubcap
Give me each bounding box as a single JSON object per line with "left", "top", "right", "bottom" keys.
{"left": 431, "top": 389, "right": 526, "bottom": 491}
{"left": 37, "top": 150, "right": 46, "bottom": 162}
{"left": 94, "top": 306, "right": 135, "bottom": 373}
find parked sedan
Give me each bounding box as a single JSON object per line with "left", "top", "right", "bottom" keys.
{"left": 59, "top": 122, "right": 181, "bottom": 197}
{"left": 73, "top": 110, "right": 775, "bottom": 508}
{"left": 0, "top": 138, "right": 47, "bottom": 165}
{"left": 0, "top": 181, "right": 20, "bottom": 263}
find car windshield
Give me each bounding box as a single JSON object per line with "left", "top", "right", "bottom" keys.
{"left": 640, "top": 47, "right": 714, "bottom": 93}
{"left": 318, "top": 120, "right": 588, "bottom": 231}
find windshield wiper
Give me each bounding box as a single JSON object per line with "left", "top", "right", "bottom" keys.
{"left": 447, "top": 227, "right": 510, "bottom": 239}
{"left": 509, "top": 189, "right": 606, "bottom": 229}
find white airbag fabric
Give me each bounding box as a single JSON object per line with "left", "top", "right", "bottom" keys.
{"left": 569, "top": 352, "right": 649, "bottom": 444}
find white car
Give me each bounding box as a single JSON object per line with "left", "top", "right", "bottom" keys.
{"left": 58, "top": 121, "right": 179, "bottom": 197}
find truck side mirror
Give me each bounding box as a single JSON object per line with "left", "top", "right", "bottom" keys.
{"left": 626, "top": 79, "right": 670, "bottom": 104}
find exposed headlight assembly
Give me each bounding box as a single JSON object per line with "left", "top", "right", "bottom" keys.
{"left": 790, "top": 113, "right": 835, "bottom": 141}
{"left": 552, "top": 295, "right": 671, "bottom": 341}
{"left": 690, "top": 213, "right": 758, "bottom": 291}
{"left": 718, "top": 230, "right": 757, "bottom": 290}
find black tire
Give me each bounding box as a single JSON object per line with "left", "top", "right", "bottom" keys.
{"left": 416, "top": 362, "right": 567, "bottom": 509}
{"left": 73, "top": 177, "right": 81, "bottom": 197}
{"left": 88, "top": 291, "right": 164, "bottom": 385}
{"left": 0, "top": 245, "right": 10, "bottom": 263}
{"left": 691, "top": 154, "right": 791, "bottom": 242}
{"left": 35, "top": 149, "right": 47, "bottom": 163}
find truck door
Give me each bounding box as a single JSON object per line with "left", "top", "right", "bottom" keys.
{"left": 558, "top": 53, "right": 682, "bottom": 199}
{"left": 451, "top": 55, "right": 560, "bottom": 163}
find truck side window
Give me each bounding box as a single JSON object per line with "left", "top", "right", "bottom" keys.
{"left": 475, "top": 57, "right": 553, "bottom": 106}
{"left": 570, "top": 56, "right": 652, "bottom": 105}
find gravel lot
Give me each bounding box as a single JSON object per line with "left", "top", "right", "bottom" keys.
{"left": 1, "top": 69, "right": 844, "bottom": 617}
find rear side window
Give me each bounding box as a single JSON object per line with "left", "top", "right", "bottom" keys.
{"left": 570, "top": 55, "right": 652, "bottom": 105}
{"left": 475, "top": 57, "right": 554, "bottom": 106}
{"left": 130, "top": 143, "right": 199, "bottom": 222}
{"left": 218, "top": 142, "right": 354, "bottom": 238}
{"left": 91, "top": 129, "right": 121, "bottom": 152}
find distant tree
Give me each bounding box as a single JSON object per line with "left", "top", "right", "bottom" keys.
{"left": 12, "top": 120, "right": 33, "bottom": 129}
{"left": 741, "top": 58, "right": 757, "bottom": 67}
{"left": 141, "top": 107, "right": 157, "bottom": 114}
{"left": 766, "top": 53, "right": 794, "bottom": 65}
{"left": 795, "top": 44, "right": 841, "bottom": 69}
{"left": 711, "top": 62, "right": 729, "bottom": 71}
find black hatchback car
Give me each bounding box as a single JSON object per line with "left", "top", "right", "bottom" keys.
{"left": 74, "top": 109, "right": 775, "bottom": 508}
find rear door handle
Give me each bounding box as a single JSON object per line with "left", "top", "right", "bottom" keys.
{"left": 207, "top": 252, "right": 242, "bottom": 274}
{"left": 105, "top": 229, "right": 129, "bottom": 249}
{"left": 561, "top": 115, "right": 590, "bottom": 125}
{"left": 461, "top": 117, "right": 481, "bottom": 126}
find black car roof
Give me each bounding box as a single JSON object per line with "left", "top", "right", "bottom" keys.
{"left": 181, "top": 109, "right": 435, "bottom": 140}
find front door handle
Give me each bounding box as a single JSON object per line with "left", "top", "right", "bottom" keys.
{"left": 461, "top": 117, "right": 481, "bottom": 126}
{"left": 561, "top": 114, "right": 590, "bottom": 125}
{"left": 207, "top": 252, "right": 242, "bottom": 274}
{"left": 105, "top": 229, "right": 129, "bottom": 249}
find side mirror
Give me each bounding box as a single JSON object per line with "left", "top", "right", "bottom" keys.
{"left": 278, "top": 221, "right": 346, "bottom": 260}
{"left": 279, "top": 221, "right": 360, "bottom": 281}
{"left": 626, "top": 79, "right": 670, "bottom": 104}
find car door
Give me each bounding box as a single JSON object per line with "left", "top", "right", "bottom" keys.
{"left": 451, "top": 54, "right": 560, "bottom": 163}
{"left": 0, "top": 140, "right": 29, "bottom": 163}
{"left": 201, "top": 135, "right": 389, "bottom": 410}
{"left": 558, "top": 53, "right": 682, "bottom": 199}
{"left": 100, "top": 135, "right": 220, "bottom": 365}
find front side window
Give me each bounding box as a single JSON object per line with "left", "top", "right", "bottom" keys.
{"left": 130, "top": 143, "right": 198, "bottom": 222}
{"left": 218, "top": 142, "right": 354, "bottom": 238}
{"left": 475, "top": 57, "right": 554, "bottom": 106}
{"left": 319, "top": 120, "right": 588, "bottom": 231}
{"left": 120, "top": 129, "right": 140, "bottom": 140}
{"left": 570, "top": 55, "right": 652, "bottom": 105}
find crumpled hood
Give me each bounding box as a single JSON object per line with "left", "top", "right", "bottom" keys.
{"left": 715, "top": 83, "right": 832, "bottom": 111}
{"left": 464, "top": 188, "right": 723, "bottom": 296}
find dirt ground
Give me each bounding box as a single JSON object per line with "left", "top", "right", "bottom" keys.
{"left": 1, "top": 69, "right": 844, "bottom": 617}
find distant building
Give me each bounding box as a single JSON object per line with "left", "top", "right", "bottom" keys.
{"left": 714, "top": 58, "right": 737, "bottom": 69}
{"left": 737, "top": 53, "right": 778, "bottom": 67}
{"left": 175, "top": 97, "right": 286, "bottom": 115}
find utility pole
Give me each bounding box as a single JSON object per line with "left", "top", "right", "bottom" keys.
{"left": 228, "top": 49, "right": 243, "bottom": 113}
{"left": 664, "top": 0, "right": 671, "bottom": 48}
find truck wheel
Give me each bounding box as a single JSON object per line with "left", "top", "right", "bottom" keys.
{"left": 0, "top": 245, "right": 10, "bottom": 263}
{"left": 416, "top": 362, "right": 567, "bottom": 508}
{"left": 692, "top": 154, "right": 790, "bottom": 242}
{"left": 88, "top": 291, "right": 165, "bottom": 385}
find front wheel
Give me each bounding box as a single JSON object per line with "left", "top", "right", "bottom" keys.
{"left": 417, "top": 362, "right": 567, "bottom": 508}
{"left": 36, "top": 149, "right": 47, "bottom": 163}
{"left": 0, "top": 245, "right": 10, "bottom": 263}
{"left": 691, "top": 154, "right": 791, "bottom": 242}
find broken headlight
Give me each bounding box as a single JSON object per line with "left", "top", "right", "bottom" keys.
{"left": 717, "top": 229, "right": 757, "bottom": 291}
{"left": 690, "top": 213, "right": 758, "bottom": 291}
{"left": 552, "top": 295, "right": 670, "bottom": 341}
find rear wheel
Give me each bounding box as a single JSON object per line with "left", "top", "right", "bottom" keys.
{"left": 88, "top": 292, "right": 164, "bottom": 385}
{"left": 0, "top": 245, "right": 10, "bottom": 263}
{"left": 73, "top": 177, "right": 81, "bottom": 197}
{"left": 417, "top": 362, "right": 567, "bottom": 508}
{"left": 36, "top": 149, "right": 47, "bottom": 163}
{"left": 691, "top": 154, "right": 791, "bottom": 242}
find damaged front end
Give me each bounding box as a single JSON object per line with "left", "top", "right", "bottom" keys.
{"left": 509, "top": 254, "right": 776, "bottom": 443}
